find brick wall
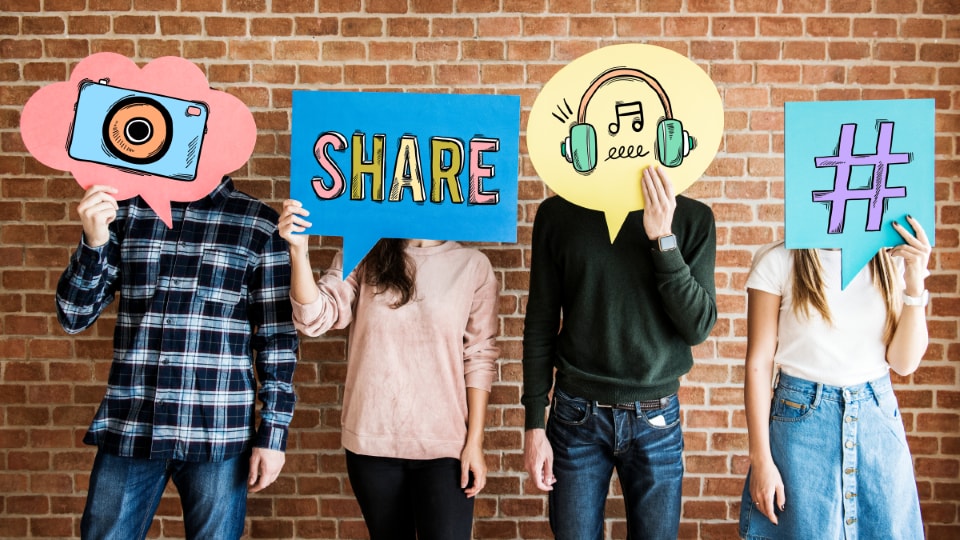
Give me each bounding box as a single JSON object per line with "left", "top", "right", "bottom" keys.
{"left": 1, "top": 1, "right": 958, "bottom": 538}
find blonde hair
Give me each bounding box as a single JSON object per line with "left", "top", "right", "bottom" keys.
{"left": 791, "top": 248, "right": 901, "bottom": 344}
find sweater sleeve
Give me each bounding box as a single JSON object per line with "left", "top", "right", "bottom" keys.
{"left": 650, "top": 199, "right": 718, "bottom": 345}
{"left": 521, "top": 199, "right": 563, "bottom": 430}
{"left": 462, "top": 256, "right": 500, "bottom": 392}
{"left": 290, "top": 251, "right": 360, "bottom": 337}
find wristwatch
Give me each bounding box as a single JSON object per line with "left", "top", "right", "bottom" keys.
{"left": 902, "top": 290, "right": 929, "bottom": 307}
{"left": 656, "top": 234, "right": 678, "bottom": 252}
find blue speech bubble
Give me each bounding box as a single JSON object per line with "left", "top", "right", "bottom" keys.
{"left": 785, "top": 99, "right": 935, "bottom": 289}
{"left": 291, "top": 91, "right": 520, "bottom": 275}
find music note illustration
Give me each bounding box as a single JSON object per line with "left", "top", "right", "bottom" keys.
{"left": 608, "top": 101, "right": 644, "bottom": 135}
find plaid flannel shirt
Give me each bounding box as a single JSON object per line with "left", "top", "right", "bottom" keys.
{"left": 56, "top": 178, "right": 298, "bottom": 462}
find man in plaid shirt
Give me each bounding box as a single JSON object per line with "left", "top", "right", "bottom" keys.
{"left": 56, "top": 177, "right": 298, "bottom": 540}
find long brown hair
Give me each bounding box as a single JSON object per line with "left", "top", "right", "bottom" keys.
{"left": 792, "top": 248, "right": 900, "bottom": 343}
{"left": 361, "top": 239, "right": 416, "bottom": 308}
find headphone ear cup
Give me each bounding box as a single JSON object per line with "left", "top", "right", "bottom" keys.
{"left": 566, "top": 123, "right": 597, "bottom": 173}
{"left": 656, "top": 118, "right": 695, "bottom": 168}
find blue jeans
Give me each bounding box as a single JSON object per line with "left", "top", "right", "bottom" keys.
{"left": 345, "top": 450, "right": 476, "bottom": 540}
{"left": 80, "top": 450, "right": 249, "bottom": 540}
{"left": 547, "top": 388, "right": 684, "bottom": 540}
{"left": 739, "top": 372, "right": 923, "bottom": 540}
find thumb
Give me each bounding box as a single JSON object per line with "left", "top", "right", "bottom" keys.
{"left": 460, "top": 461, "right": 470, "bottom": 489}
{"left": 248, "top": 453, "right": 261, "bottom": 486}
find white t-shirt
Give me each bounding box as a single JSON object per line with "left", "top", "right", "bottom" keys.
{"left": 746, "top": 243, "right": 894, "bottom": 387}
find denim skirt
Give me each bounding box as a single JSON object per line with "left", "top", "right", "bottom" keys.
{"left": 739, "top": 372, "right": 923, "bottom": 540}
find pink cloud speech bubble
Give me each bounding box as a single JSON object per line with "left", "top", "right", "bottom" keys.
{"left": 20, "top": 53, "right": 256, "bottom": 226}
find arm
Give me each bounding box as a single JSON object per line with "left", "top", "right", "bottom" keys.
{"left": 247, "top": 228, "right": 298, "bottom": 460}
{"left": 461, "top": 259, "right": 499, "bottom": 497}
{"left": 461, "top": 387, "right": 490, "bottom": 497}
{"left": 55, "top": 185, "right": 121, "bottom": 333}
{"left": 744, "top": 288, "right": 786, "bottom": 524}
{"left": 886, "top": 216, "right": 932, "bottom": 375}
{"left": 521, "top": 200, "right": 561, "bottom": 491}
{"left": 278, "top": 199, "right": 357, "bottom": 336}
{"left": 642, "top": 166, "right": 718, "bottom": 344}
{"left": 278, "top": 199, "right": 321, "bottom": 305}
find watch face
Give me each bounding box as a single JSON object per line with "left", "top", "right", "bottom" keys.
{"left": 658, "top": 235, "right": 677, "bottom": 251}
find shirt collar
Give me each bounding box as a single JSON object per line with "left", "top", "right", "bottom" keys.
{"left": 191, "top": 176, "right": 234, "bottom": 209}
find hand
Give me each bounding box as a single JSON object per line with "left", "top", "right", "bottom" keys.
{"left": 523, "top": 429, "right": 556, "bottom": 492}
{"left": 460, "top": 441, "right": 487, "bottom": 498}
{"left": 641, "top": 165, "right": 677, "bottom": 241}
{"left": 890, "top": 215, "right": 932, "bottom": 296}
{"left": 76, "top": 185, "right": 119, "bottom": 248}
{"left": 278, "top": 199, "right": 312, "bottom": 254}
{"left": 748, "top": 458, "right": 785, "bottom": 525}
{"left": 248, "top": 447, "right": 286, "bottom": 493}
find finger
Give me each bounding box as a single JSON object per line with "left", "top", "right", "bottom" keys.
{"left": 533, "top": 462, "right": 551, "bottom": 491}
{"left": 763, "top": 491, "right": 779, "bottom": 524}
{"left": 891, "top": 221, "right": 921, "bottom": 247}
{"left": 658, "top": 166, "right": 676, "bottom": 199}
{"left": 542, "top": 455, "right": 556, "bottom": 487}
{"left": 461, "top": 462, "right": 470, "bottom": 489}
{"left": 641, "top": 168, "right": 659, "bottom": 210}
{"left": 78, "top": 194, "right": 118, "bottom": 215}
{"left": 776, "top": 483, "right": 786, "bottom": 512}
{"left": 467, "top": 469, "right": 486, "bottom": 497}
{"left": 291, "top": 215, "right": 312, "bottom": 228}
{"left": 648, "top": 165, "right": 667, "bottom": 202}
{"left": 83, "top": 184, "right": 119, "bottom": 199}
{"left": 905, "top": 215, "right": 931, "bottom": 246}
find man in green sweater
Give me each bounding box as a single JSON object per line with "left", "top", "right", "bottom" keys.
{"left": 522, "top": 165, "right": 717, "bottom": 540}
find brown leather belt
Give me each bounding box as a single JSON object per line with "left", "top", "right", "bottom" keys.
{"left": 594, "top": 395, "right": 672, "bottom": 411}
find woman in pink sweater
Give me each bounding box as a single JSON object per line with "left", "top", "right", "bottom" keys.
{"left": 279, "top": 199, "right": 500, "bottom": 540}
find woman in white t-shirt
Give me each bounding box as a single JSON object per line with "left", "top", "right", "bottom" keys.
{"left": 739, "top": 216, "right": 931, "bottom": 540}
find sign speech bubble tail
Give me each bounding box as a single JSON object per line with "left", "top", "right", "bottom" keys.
{"left": 139, "top": 190, "right": 174, "bottom": 228}
{"left": 341, "top": 233, "right": 383, "bottom": 280}
{"left": 840, "top": 245, "right": 879, "bottom": 291}
{"left": 603, "top": 209, "right": 630, "bottom": 244}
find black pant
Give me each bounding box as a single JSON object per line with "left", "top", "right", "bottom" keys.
{"left": 345, "top": 450, "right": 475, "bottom": 540}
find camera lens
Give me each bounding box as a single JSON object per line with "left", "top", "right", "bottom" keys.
{"left": 124, "top": 118, "right": 153, "bottom": 145}
{"left": 102, "top": 96, "right": 173, "bottom": 164}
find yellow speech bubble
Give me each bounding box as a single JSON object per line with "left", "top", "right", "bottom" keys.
{"left": 527, "top": 44, "right": 723, "bottom": 242}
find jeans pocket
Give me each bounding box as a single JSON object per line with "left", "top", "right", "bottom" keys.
{"left": 770, "top": 389, "right": 813, "bottom": 423}
{"left": 551, "top": 390, "right": 590, "bottom": 426}
{"left": 874, "top": 390, "right": 909, "bottom": 450}
{"left": 643, "top": 395, "right": 680, "bottom": 430}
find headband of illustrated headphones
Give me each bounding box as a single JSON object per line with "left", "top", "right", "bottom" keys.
{"left": 561, "top": 67, "right": 696, "bottom": 173}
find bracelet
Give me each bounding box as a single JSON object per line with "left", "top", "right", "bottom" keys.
{"left": 902, "top": 289, "right": 929, "bottom": 307}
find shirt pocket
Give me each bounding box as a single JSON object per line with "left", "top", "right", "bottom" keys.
{"left": 197, "top": 248, "right": 249, "bottom": 305}
{"left": 121, "top": 240, "right": 161, "bottom": 300}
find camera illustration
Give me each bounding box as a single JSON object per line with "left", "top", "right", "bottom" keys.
{"left": 67, "top": 79, "right": 209, "bottom": 181}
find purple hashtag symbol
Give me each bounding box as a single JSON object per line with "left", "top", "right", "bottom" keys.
{"left": 812, "top": 122, "right": 910, "bottom": 234}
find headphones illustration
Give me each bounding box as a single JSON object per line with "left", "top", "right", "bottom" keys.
{"left": 560, "top": 67, "right": 696, "bottom": 173}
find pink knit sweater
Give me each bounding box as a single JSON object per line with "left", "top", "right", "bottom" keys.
{"left": 291, "top": 242, "right": 500, "bottom": 460}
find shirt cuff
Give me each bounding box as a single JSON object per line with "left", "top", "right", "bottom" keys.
{"left": 525, "top": 405, "right": 546, "bottom": 431}
{"left": 650, "top": 246, "right": 687, "bottom": 274}
{"left": 254, "top": 422, "right": 288, "bottom": 453}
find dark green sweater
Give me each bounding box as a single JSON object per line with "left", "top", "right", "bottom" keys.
{"left": 522, "top": 195, "right": 717, "bottom": 430}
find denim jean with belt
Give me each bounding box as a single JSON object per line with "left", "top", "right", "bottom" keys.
{"left": 739, "top": 372, "right": 923, "bottom": 540}
{"left": 546, "top": 387, "right": 684, "bottom": 540}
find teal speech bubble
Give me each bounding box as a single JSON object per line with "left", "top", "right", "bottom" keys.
{"left": 291, "top": 91, "right": 520, "bottom": 275}
{"left": 785, "top": 99, "right": 935, "bottom": 289}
